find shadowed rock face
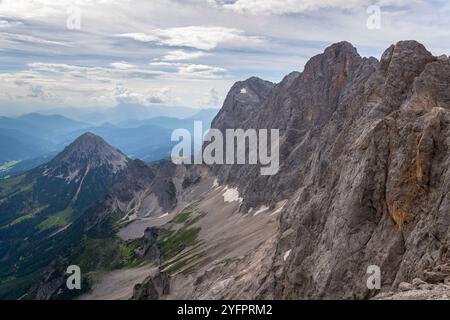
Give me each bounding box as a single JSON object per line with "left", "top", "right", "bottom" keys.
{"left": 132, "top": 270, "right": 170, "bottom": 300}
{"left": 207, "top": 40, "right": 450, "bottom": 299}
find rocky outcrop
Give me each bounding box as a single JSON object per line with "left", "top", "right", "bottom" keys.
{"left": 141, "top": 227, "right": 162, "bottom": 262}
{"left": 34, "top": 260, "right": 68, "bottom": 300}
{"left": 131, "top": 270, "right": 170, "bottom": 300}
{"left": 374, "top": 263, "right": 450, "bottom": 299}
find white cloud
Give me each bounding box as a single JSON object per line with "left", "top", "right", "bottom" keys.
{"left": 148, "top": 87, "right": 172, "bottom": 104}
{"left": 0, "top": 0, "right": 448, "bottom": 113}
{"left": 27, "top": 84, "right": 56, "bottom": 100}
{"left": 178, "top": 63, "right": 226, "bottom": 77}
{"left": 0, "top": 0, "right": 118, "bottom": 19}
{"left": 205, "top": 0, "right": 358, "bottom": 15}
{"left": 114, "top": 84, "right": 144, "bottom": 104}
{"left": 27, "top": 62, "right": 164, "bottom": 81}
{"left": 149, "top": 61, "right": 227, "bottom": 78}
{"left": 0, "top": 32, "right": 68, "bottom": 46}
{"left": 117, "top": 26, "right": 263, "bottom": 50}
{"left": 110, "top": 61, "right": 135, "bottom": 69}
{"left": 162, "top": 50, "right": 210, "bottom": 61}
{"left": 206, "top": 0, "right": 415, "bottom": 15}
{"left": 0, "top": 20, "right": 24, "bottom": 28}
{"left": 202, "top": 87, "right": 220, "bottom": 106}
{"left": 147, "top": 96, "right": 164, "bottom": 103}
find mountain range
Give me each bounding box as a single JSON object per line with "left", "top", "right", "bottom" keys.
{"left": 24, "top": 104, "right": 216, "bottom": 125}
{"left": 0, "top": 40, "right": 449, "bottom": 300}
{"left": 0, "top": 108, "right": 218, "bottom": 177}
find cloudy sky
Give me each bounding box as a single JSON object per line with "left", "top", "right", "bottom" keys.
{"left": 0, "top": 0, "right": 449, "bottom": 115}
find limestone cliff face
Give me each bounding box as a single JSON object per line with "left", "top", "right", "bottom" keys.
{"left": 207, "top": 41, "right": 450, "bottom": 299}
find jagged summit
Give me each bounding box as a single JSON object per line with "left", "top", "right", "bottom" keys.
{"left": 212, "top": 76, "right": 275, "bottom": 130}
{"left": 323, "top": 41, "right": 358, "bottom": 56}
{"left": 324, "top": 40, "right": 430, "bottom": 64}
{"left": 232, "top": 76, "right": 274, "bottom": 98}
{"left": 380, "top": 40, "right": 433, "bottom": 70}
{"left": 384, "top": 40, "right": 431, "bottom": 54}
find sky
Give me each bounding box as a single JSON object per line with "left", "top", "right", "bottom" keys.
{"left": 0, "top": 0, "right": 449, "bottom": 115}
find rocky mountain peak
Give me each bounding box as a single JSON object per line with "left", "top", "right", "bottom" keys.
{"left": 44, "top": 132, "right": 128, "bottom": 180}
{"left": 211, "top": 76, "right": 275, "bottom": 130}
{"left": 230, "top": 76, "right": 274, "bottom": 100}
{"left": 75, "top": 131, "right": 102, "bottom": 141}
{"left": 323, "top": 41, "right": 358, "bottom": 57}
{"left": 380, "top": 40, "right": 436, "bottom": 110}
{"left": 380, "top": 40, "right": 434, "bottom": 73}
{"left": 302, "top": 41, "right": 363, "bottom": 84}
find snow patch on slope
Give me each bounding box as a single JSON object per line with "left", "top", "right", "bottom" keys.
{"left": 253, "top": 206, "right": 269, "bottom": 216}
{"left": 222, "top": 186, "right": 243, "bottom": 203}
{"left": 283, "top": 249, "right": 291, "bottom": 262}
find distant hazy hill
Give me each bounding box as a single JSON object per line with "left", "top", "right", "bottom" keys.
{"left": 17, "top": 113, "right": 90, "bottom": 136}
{"left": 0, "top": 114, "right": 90, "bottom": 176}
{"left": 61, "top": 124, "right": 174, "bottom": 162}
{"left": 45, "top": 104, "right": 215, "bottom": 125}
{"left": 0, "top": 128, "right": 49, "bottom": 163}
{"left": 116, "top": 108, "right": 218, "bottom": 129}
{"left": 0, "top": 114, "right": 89, "bottom": 138}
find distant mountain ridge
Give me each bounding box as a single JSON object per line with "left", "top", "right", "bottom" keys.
{"left": 35, "top": 104, "right": 219, "bottom": 125}
{"left": 0, "top": 108, "right": 218, "bottom": 176}
{"left": 117, "top": 108, "right": 218, "bottom": 129}
{"left": 0, "top": 128, "right": 49, "bottom": 163}
{"left": 0, "top": 114, "right": 90, "bottom": 165}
